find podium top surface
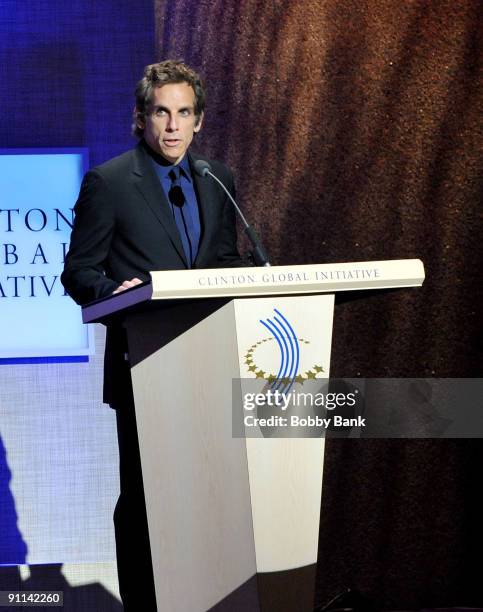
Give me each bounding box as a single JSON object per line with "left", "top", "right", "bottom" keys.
{"left": 82, "top": 259, "right": 424, "bottom": 324}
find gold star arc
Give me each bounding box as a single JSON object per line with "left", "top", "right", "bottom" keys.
{"left": 244, "top": 337, "right": 324, "bottom": 386}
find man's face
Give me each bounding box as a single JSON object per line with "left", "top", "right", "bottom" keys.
{"left": 138, "top": 82, "right": 203, "bottom": 164}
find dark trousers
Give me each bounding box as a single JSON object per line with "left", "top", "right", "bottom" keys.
{"left": 114, "top": 394, "right": 158, "bottom": 611}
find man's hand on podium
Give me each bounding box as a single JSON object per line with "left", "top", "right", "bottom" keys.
{"left": 113, "top": 277, "right": 143, "bottom": 294}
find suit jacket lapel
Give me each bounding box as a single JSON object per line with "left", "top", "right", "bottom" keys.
{"left": 189, "top": 151, "right": 219, "bottom": 268}
{"left": 131, "top": 142, "right": 188, "bottom": 267}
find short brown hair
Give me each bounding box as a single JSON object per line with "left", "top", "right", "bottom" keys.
{"left": 133, "top": 60, "right": 205, "bottom": 137}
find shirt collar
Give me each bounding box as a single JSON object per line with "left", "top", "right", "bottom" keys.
{"left": 144, "top": 140, "right": 192, "bottom": 183}
{"left": 177, "top": 155, "right": 192, "bottom": 182}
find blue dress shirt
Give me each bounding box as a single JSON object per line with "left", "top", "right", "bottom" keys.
{"left": 150, "top": 153, "right": 201, "bottom": 267}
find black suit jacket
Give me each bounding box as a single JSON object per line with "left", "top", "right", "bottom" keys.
{"left": 61, "top": 140, "right": 242, "bottom": 405}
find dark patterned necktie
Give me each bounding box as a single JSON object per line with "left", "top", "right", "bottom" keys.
{"left": 168, "top": 167, "right": 194, "bottom": 267}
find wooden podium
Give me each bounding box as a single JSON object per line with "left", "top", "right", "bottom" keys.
{"left": 83, "top": 259, "right": 424, "bottom": 612}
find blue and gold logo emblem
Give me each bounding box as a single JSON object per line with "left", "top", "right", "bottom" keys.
{"left": 244, "top": 308, "right": 325, "bottom": 393}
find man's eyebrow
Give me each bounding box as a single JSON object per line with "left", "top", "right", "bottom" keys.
{"left": 152, "top": 104, "right": 194, "bottom": 112}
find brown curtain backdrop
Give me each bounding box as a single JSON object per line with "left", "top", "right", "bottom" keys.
{"left": 155, "top": 1, "right": 482, "bottom": 608}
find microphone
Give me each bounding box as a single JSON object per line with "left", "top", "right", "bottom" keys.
{"left": 193, "top": 160, "right": 271, "bottom": 267}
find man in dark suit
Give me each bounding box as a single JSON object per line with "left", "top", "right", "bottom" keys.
{"left": 61, "top": 60, "right": 242, "bottom": 611}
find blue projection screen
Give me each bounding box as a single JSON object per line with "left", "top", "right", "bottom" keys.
{"left": 0, "top": 149, "right": 93, "bottom": 358}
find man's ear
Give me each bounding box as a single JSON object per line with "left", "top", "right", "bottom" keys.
{"left": 194, "top": 111, "right": 204, "bottom": 133}
{"left": 134, "top": 106, "right": 145, "bottom": 130}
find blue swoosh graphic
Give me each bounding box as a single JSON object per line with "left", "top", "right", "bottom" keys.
{"left": 274, "top": 314, "right": 296, "bottom": 387}
{"left": 260, "top": 318, "right": 286, "bottom": 387}
{"left": 274, "top": 309, "right": 300, "bottom": 394}
{"left": 258, "top": 310, "right": 301, "bottom": 393}
{"left": 270, "top": 317, "right": 292, "bottom": 390}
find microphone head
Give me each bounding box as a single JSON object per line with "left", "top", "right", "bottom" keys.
{"left": 193, "top": 159, "right": 212, "bottom": 177}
